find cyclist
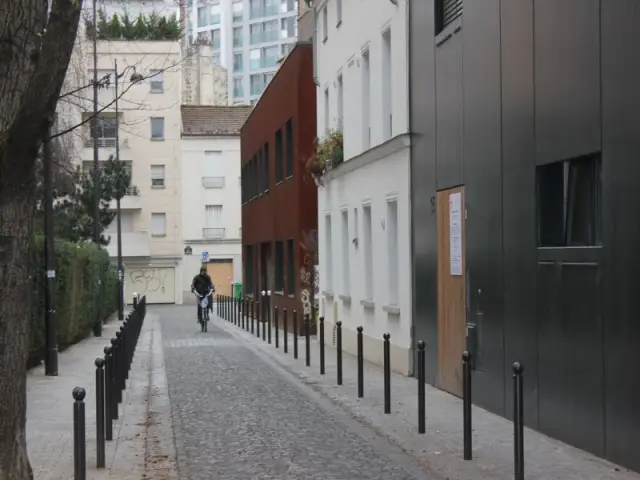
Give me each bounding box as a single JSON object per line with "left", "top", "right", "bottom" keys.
{"left": 191, "top": 266, "right": 214, "bottom": 324}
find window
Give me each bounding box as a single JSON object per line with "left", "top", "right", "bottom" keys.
{"left": 212, "top": 54, "right": 221, "bottom": 65}
{"left": 325, "top": 215, "right": 333, "bottom": 291}
{"left": 363, "top": 204, "right": 373, "bottom": 300}
{"left": 435, "top": 0, "right": 463, "bottom": 36}
{"left": 233, "top": 1, "right": 243, "bottom": 22}
{"left": 341, "top": 210, "right": 350, "bottom": 296}
{"left": 537, "top": 153, "right": 602, "bottom": 247}
{"left": 89, "top": 115, "right": 117, "bottom": 144}
{"left": 275, "top": 240, "right": 284, "bottom": 291}
{"left": 322, "top": 7, "right": 328, "bottom": 42}
{"left": 281, "top": 42, "right": 294, "bottom": 56}
{"left": 204, "top": 205, "right": 224, "bottom": 238}
{"left": 197, "top": 6, "right": 208, "bottom": 26}
{"left": 233, "top": 77, "right": 244, "bottom": 98}
{"left": 324, "top": 87, "right": 329, "bottom": 133}
{"left": 250, "top": 48, "right": 262, "bottom": 70}
{"left": 245, "top": 245, "right": 254, "bottom": 293}
{"left": 382, "top": 28, "right": 392, "bottom": 140}
{"left": 336, "top": 0, "right": 342, "bottom": 25}
{"left": 150, "top": 165, "right": 165, "bottom": 188}
{"left": 151, "top": 213, "right": 166, "bottom": 236}
{"left": 150, "top": 117, "right": 164, "bottom": 140}
{"left": 106, "top": 212, "right": 134, "bottom": 234}
{"left": 233, "top": 26, "right": 243, "bottom": 47}
{"left": 362, "top": 49, "right": 371, "bottom": 149}
{"left": 353, "top": 207, "right": 359, "bottom": 241}
{"left": 263, "top": 142, "right": 270, "bottom": 192}
{"left": 286, "top": 239, "right": 295, "bottom": 294}
{"left": 250, "top": 22, "right": 263, "bottom": 43}
{"left": 203, "top": 151, "right": 224, "bottom": 188}
{"left": 211, "top": 29, "right": 221, "bottom": 49}
{"left": 233, "top": 53, "right": 243, "bottom": 72}
{"left": 281, "top": 0, "right": 295, "bottom": 13}
{"left": 386, "top": 199, "right": 399, "bottom": 305}
{"left": 281, "top": 16, "right": 296, "bottom": 39}
{"left": 250, "top": 73, "right": 264, "bottom": 95}
{"left": 275, "top": 128, "right": 283, "bottom": 182}
{"left": 285, "top": 118, "right": 293, "bottom": 177}
{"left": 263, "top": 20, "right": 279, "bottom": 41}
{"left": 263, "top": 46, "right": 279, "bottom": 68}
{"left": 337, "top": 74, "right": 343, "bottom": 130}
{"left": 210, "top": 3, "right": 221, "bottom": 24}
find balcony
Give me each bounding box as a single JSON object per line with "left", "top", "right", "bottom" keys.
{"left": 105, "top": 231, "right": 150, "bottom": 258}
{"left": 83, "top": 137, "right": 129, "bottom": 149}
{"left": 203, "top": 228, "right": 225, "bottom": 239}
{"left": 250, "top": 5, "right": 279, "bottom": 19}
{"left": 250, "top": 30, "right": 280, "bottom": 45}
{"left": 108, "top": 186, "right": 141, "bottom": 210}
{"left": 202, "top": 176, "right": 225, "bottom": 188}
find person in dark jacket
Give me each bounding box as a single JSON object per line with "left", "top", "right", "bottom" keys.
{"left": 191, "top": 266, "right": 214, "bottom": 322}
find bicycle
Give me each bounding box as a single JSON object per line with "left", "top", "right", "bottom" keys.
{"left": 195, "top": 290, "right": 213, "bottom": 332}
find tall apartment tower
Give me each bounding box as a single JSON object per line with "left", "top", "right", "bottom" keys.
{"left": 188, "top": 0, "right": 298, "bottom": 105}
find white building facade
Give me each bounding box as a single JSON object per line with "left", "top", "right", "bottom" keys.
{"left": 180, "top": 105, "right": 253, "bottom": 299}
{"left": 188, "top": 0, "right": 299, "bottom": 105}
{"left": 315, "top": 0, "right": 412, "bottom": 374}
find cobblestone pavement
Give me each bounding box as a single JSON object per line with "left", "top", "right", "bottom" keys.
{"left": 157, "top": 305, "right": 432, "bottom": 480}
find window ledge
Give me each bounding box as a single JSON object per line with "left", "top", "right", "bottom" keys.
{"left": 150, "top": 137, "right": 165, "bottom": 141}
{"left": 323, "top": 36, "right": 327, "bottom": 44}
{"left": 150, "top": 90, "right": 164, "bottom": 94}
{"left": 274, "top": 290, "right": 285, "bottom": 296}
{"left": 287, "top": 294, "right": 295, "bottom": 299}
{"left": 151, "top": 233, "right": 166, "bottom": 237}
{"left": 322, "top": 290, "right": 334, "bottom": 299}
{"left": 336, "top": 20, "right": 342, "bottom": 28}
{"left": 151, "top": 185, "right": 166, "bottom": 189}
{"left": 246, "top": 293, "right": 255, "bottom": 299}
{"left": 339, "top": 294, "right": 351, "bottom": 305}
{"left": 383, "top": 304, "right": 401, "bottom": 315}
{"left": 360, "top": 299, "right": 375, "bottom": 309}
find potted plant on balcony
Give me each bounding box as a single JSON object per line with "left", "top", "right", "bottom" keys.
{"left": 304, "top": 129, "right": 343, "bottom": 187}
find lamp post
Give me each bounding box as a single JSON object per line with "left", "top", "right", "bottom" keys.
{"left": 91, "top": 0, "right": 101, "bottom": 337}
{"left": 114, "top": 60, "right": 143, "bottom": 321}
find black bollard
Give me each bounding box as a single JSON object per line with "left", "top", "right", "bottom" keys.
{"left": 283, "top": 308, "right": 288, "bottom": 353}
{"left": 262, "top": 299, "right": 267, "bottom": 342}
{"left": 122, "top": 320, "right": 129, "bottom": 381}
{"left": 293, "top": 310, "right": 298, "bottom": 359}
{"left": 104, "top": 347, "right": 113, "bottom": 441}
{"left": 383, "top": 333, "right": 391, "bottom": 414}
{"left": 319, "top": 316, "right": 325, "bottom": 374}
{"left": 73, "top": 387, "right": 87, "bottom": 480}
{"left": 267, "top": 295, "right": 272, "bottom": 345}
{"left": 274, "top": 307, "right": 279, "bottom": 348}
{"left": 116, "top": 330, "right": 125, "bottom": 393}
{"left": 256, "top": 301, "right": 261, "bottom": 338}
{"left": 95, "top": 358, "right": 106, "bottom": 468}
{"left": 304, "top": 314, "right": 311, "bottom": 367}
{"left": 133, "top": 295, "right": 138, "bottom": 309}
{"left": 357, "top": 326, "right": 364, "bottom": 398}
{"left": 111, "top": 337, "right": 122, "bottom": 409}
{"left": 513, "top": 362, "right": 524, "bottom": 480}
{"left": 463, "top": 350, "right": 472, "bottom": 459}
{"left": 108, "top": 339, "right": 118, "bottom": 420}
{"left": 241, "top": 298, "right": 245, "bottom": 330}
{"left": 336, "top": 321, "right": 343, "bottom": 385}
{"left": 216, "top": 294, "right": 219, "bottom": 316}
{"left": 251, "top": 300, "right": 255, "bottom": 334}
{"left": 418, "top": 341, "right": 426, "bottom": 434}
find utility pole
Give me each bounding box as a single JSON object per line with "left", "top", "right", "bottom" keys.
{"left": 115, "top": 59, "right": 124, "bottom": 321}
{"left": 43, "top": 119, "right": 59, "bottom": 376}
{"left": 92, "top": 0, "right": 102, "bottom": 336}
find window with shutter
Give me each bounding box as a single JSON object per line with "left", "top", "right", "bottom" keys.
{"left": 436, "top": 0, "right": 463, "bottom": 36}
{"left": 151, "top": 165, "right": 165, "bottom": 188}
{"left": 151, "top": 213, "right": 166, "bottom": 236}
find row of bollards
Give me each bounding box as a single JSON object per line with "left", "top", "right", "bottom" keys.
{"left": 216, "top": 294, "right": 527, "bottom": 479}
{"left": 72, "top": 295, "right": 148, "bottom": 480}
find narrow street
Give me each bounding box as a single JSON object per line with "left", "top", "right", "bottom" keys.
{"left": 157, "top": 305, "right": 430, "bottom": 480}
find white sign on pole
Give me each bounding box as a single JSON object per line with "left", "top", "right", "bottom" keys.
{"left": 201, "top": 251, "right": 209, "bottom": 263}
{"left": 449, "top": 192, "right": 463, "bottom": 276}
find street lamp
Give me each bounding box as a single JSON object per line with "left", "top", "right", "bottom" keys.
{"left": 114, "top": 60, "right": 143, "bottom": 321}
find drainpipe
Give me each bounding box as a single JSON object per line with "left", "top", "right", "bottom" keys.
{"left": 406, "top": 0, "right": 416, "bottom": 377}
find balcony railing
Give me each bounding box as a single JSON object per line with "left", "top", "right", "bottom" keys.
{"left": 250, "top": 5, "right": 279, "bottom": 19}
{"left": 84, "top": 137, "right": 129, "bottom": 148}
{"left": 202, "top": 176, "right": 225, "bottom": 188}
{"left": 250, "top": 30, "right": 279, "bottom": 44}
{"left": 203, "top": 228, "right": 225, "bottom": 239}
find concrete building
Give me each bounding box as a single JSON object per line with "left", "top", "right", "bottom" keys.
{"left": 188, "top": 0, "right": 299, "bottom": 105}
{"left": 315, "top": 0, "right": 412, "bottom": 374}
{"left": 66, "top": 38, "right": 185, "bottom": 304}
{"left": 180, "top": 105, "right": 253, "bottom": 298}
{"left": 240, "top": 43, "right": 317, "bottom": 329}
{"left": 409, "top": 0, "right": 640, "bottom": 473}
{"left": 181, "top": 41, "right": 230, "bottom": 106}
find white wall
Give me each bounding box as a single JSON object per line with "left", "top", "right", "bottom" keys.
{"left": 181, "top": 136, "right": 243, "bottom": 291}
{"left": 315, "top": 0, "right": 412, "bottom": 374}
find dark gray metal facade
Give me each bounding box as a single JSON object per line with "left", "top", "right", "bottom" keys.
{"left": 409, "top": 0, "right": 640, "bottom": 471}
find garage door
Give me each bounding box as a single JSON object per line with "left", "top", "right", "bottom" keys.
{"left": 207, "top": 260, "right": 233, "bottom": 296}
{"left": 125, "top": 267, "right": 176, "bottom": 304}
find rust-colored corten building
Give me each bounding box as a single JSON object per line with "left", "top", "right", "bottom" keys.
{"left": 240, "top": 42, "right": 317, "bottom": 329}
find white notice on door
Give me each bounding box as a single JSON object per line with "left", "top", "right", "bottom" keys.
{"left": 449, "top": 192, "right": 463, "bottom": 276}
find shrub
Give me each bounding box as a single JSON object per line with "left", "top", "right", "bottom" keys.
{"left": 28, "top": 236, "right": 118, "bottom": 366}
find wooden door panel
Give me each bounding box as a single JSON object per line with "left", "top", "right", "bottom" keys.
{"left": 207, "top": 261, "right": 233, "bottom": 296}
{"left": 437, "top": 186, "right": 467, "bottom": 397}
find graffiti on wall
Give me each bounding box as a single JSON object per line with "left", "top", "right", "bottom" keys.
{"left": 299, "top": 229, "right": 319, "bottom": 322}
{"left": 128, "top": 268, "right": 169, "bottom": 294}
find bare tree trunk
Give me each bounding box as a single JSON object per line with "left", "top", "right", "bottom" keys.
{"left": 0, "top": 184, "right": 35, "bottom": 480}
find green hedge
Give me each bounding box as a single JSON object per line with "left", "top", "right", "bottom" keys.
{"left": 29, "top": 236, "right": 118, "bottom": 366}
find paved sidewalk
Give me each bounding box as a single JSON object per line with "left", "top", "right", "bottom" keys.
{"left": 215, "top": 313, "right": 640, "bottom": 480}
{"left": 26, "top": 313, "right": 177, "bottom": 479}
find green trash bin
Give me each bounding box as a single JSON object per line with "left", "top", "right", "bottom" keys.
{"left": 233, "top": 282, "right": 243, "bottom": 299}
